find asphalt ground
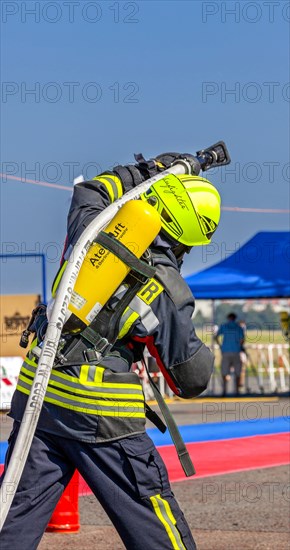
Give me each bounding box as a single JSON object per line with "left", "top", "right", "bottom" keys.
{"left": 38, "top": 465, "right": 290, "bottom": 550}
{"left": 145, "top": 395, "right": 290, "bottom": 428}
{"left": 1, "top": 397, "right": 289, "bottom": 549}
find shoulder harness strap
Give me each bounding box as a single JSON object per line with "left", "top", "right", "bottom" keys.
{"left": 142, "top": 357, "right": 195, "bottom": 477}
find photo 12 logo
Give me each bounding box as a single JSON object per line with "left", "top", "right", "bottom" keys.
{"left": 201, "top": 480, "right": 290, "bottom": 504}
{"left": 209, "top": 161, "right": 290, "bottom": 185}
{"left": 1, "top": 81, "right": 140, "bottom": 104}
{"left": 201, "top": 2, "right": 290, "bottom": 24}
{"left": 1, "top": 2, "right": 140, "bottom": 24}
{"left": 202, "top": 82, "right": 290, "bottom": 104}
{"left": 202, "top": 238, "right": 290, "bottom": 265}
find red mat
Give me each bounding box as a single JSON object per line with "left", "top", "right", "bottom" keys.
{"left": 77, "top": 432, "right": 289, "bottom": 495}
{"left": 158, "top": 432, "right": 290, "bottom": 482}
{"left": 1, "top": 433, "right": 288, "bottom": 494}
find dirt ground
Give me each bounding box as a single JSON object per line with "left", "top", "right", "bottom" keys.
{"left": 2, "top": 397, "right": 289, "bottom": 549}
{"left": 39, "top": 465, "right": 290, "bottom": 550}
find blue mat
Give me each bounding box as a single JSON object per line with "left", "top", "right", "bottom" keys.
{"left": 0, "top": 443, "right": 7, "bottom": 464}
{"left": 1, "top": 416, "right": 289, "bottom": 463}
{"left": 147, "top": 416, "right": 290, "bottom": 447}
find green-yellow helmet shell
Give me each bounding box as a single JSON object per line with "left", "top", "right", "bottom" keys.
{"left": 141, "top": 174, "right": 221, "bottom": 246}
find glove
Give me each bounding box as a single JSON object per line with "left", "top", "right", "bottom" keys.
{"left": 113, "top": 151, "right": 202, "bottom": 195}
{"left": 134, "top": 152, "right": 201, "bottom": 178}
{"left": 154, "top": 152, "right": 201, "bottom": 175}
{"left": 19, "top": 304, "right": 48, "bottom": 348}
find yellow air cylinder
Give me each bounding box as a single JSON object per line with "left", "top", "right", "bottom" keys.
{"left": 66, "top": 200, "right": 161, "bottom": 331}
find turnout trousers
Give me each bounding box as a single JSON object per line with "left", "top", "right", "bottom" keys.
{"left": 0, "top": 422, "right": 196, "bottom": 550}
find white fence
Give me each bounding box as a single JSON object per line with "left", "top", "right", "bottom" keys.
{"left": 0, "top": 357, "right": 23, "bottom": 410}
{"left": 0, "top": 344, "right": 289, "bottom": 410}
{"left": 246, "top": 343, "right": 289, "bottom": 393}
{"left": 135, "top": 344, "right": 290, "bottom": 399}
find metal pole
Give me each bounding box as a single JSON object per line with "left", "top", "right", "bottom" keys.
{"left": 211, "top": 299, "right": 215, "bottom": 351}
{"left": 268, "top": 344, "right": 276, "bottom": 392}
{"left": 0, "top": 253, "right": 46, "bottom": 302}
{"left": 211, "top": 299, "right": 216, "bottom": 395}
{"left": 41, "top": 254, "right": 47, "bottom": 304}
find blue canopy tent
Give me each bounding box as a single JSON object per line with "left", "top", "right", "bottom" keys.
{"left": 185, "top": 231, "right": 290, "bottom": 396}
{"left": 185, "top": 231, "right": 290, "bottom": 299}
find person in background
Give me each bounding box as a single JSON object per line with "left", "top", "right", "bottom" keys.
{"left": 238, "top": 319, "right": 248, "bottom": 392}
{"left": 215, "top": 312, "right": 245, "bottom": 396}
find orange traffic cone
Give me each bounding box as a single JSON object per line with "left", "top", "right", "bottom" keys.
{"left": 46, "top": 470, "right": 80, "bottom": 533}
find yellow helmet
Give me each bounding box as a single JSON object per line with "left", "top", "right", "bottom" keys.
{"left": 141, "top": 174, "right": 221, "bottom": 246}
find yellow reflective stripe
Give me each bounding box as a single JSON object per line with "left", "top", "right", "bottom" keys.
{"left": 17, "top": 374, "right": 36, "bottom": 387}
{"left": 23, "top": 358, "right": 141, "bottom": 389}
{"left": 43, "top": 386, "right": 145, "bottom": 407}
{"left": 19, "top": 370, "right": 143, "bottom": 399}
{"left": 16, "top": 383, "right": 29, "bottom": 394}
{"left": 16, "top": 385, "right": 145, "bottom": 418}
{"left": 20, "top": 368, "right": 142, "bottom": 398}
{"left": 18, "top": 373, "right": 144, "bottom": 406}
{"left": 51, "top": 260, "right": 68, "bottom": 297}
{"left": 25, "top": 356, "right": 38, "bottom": 367}
{"left": 19, "top": 365, "right": 37, "bottom": 379}
{"left": 157, "top": 495, "right": 186, "bottom": 548}
{"left": 80, "top": 364, "right": 90, "bottom": 384}
{"left": 48, "top": 368, "right": 82, "bottom": 384}
{"left": 92, "top": 175, "right": 123, "bottom": 203}
{"left": 100, "top": 380, "right": 142, "bottom": 389}
{"left": 150, "top": 496, "right": 179, "bottom": 549}
{"left": 21, "top": 362, "right": 143, "bottom": 394}
{"left": 96, "top": 176, "right": 114, "bottom": 202}
{"left": 101, "top": 174, "right": 123, "bottom": 199}
{"left": 18, "top": 373, "right": 144, "bottom": 408}
{"left": 58, "top": 366, "right": 142, "bottom": 389}
{"left": 48, "top": 378, "right": 143, "bottom": 399}
{"left": 94, "top": 366, "right": 104, "bottom": 384}
{"left": 30, "top": 338, "right": 38, "bottom": 350}
{"left": 25, "top": 356, "right": 37, "bottom": 368}
{"left": 118, "top": 310, "right": 140, "bottom": 339}
{"left": 117, "top": 277, "right": 164, "bottom": 340}
{"left": 150, "top": 495, "right": 186, "bottom": 550}
{"left": 43, "top": 396, "right": 145, "bottom": 416}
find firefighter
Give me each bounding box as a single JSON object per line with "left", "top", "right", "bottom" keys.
{"left": 0, "top": 152, "right": 221, "bottom": 550}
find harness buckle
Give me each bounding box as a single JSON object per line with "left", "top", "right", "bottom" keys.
{"left": 83, "top": 349, "right": 102, "bottom": 363}
{"left": 130, "top": 271, "right": 150, "bottom": 285}
{"left": 30, "top": 345, "right": 42, "bottom": 359}
{"left": 83, "top": 336, "right": 112, "bottom": 363}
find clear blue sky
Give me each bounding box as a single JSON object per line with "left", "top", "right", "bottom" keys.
{"left": 1, "top": 0, "right": 289, "bottom": 297}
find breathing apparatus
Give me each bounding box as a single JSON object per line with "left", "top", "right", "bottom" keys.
{"left": 60, "top": 199, "right": 161, "bottom": 335}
